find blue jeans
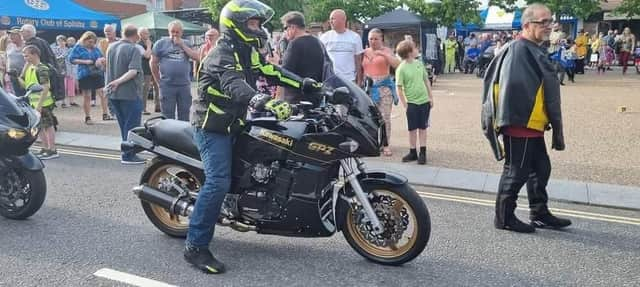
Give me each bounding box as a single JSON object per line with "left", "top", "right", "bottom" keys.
{"left": 186, "top": 128, "right": 233, "bottom": 248}
{"left": 159, "top": 84, "right": 191, "bottom": 121}
{"left": 109, "top": 98, "right": 143, "bottom": 160}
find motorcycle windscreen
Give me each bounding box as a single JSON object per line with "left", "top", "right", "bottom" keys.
{"left": 0, "top": 88, "right": 38, "bottom": 129}
{"left": 0, "top": 88, "right": 23, "bottom": 116}
{"left": 322, "top": 75, "right": 383, "bottom": 151}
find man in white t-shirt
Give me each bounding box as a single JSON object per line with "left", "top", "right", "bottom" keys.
{"left": 320, "top": 9, "right": 364, "bottom": 85}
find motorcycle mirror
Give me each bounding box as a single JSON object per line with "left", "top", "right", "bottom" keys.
{"left": 28, "top": 84, "right": 44, "bottom": 93}
{"left": 330, "top": 87, "right": 351, "bottom": 105}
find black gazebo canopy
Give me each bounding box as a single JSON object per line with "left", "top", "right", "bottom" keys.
{"left": 363, "top": 9, "right": 437, "bottom": 62}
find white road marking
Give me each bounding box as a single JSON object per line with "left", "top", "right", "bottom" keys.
{"left": 93, "top": 268, "right": 178, "bottom": 287}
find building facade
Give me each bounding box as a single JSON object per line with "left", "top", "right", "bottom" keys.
{"left": 74, "top": 0, "right": 201, "bottom": 18}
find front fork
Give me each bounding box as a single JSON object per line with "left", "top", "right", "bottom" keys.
{"left": 340, "top": 158, "right": 385, "bottom": 235}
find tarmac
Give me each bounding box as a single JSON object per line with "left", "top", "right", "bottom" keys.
{"left": 51, "top": 130, "right": 640, "bottom": 210}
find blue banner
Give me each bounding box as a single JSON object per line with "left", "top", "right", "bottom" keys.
{"left": 0, "top": 0, "right": 119, "bottom": 31}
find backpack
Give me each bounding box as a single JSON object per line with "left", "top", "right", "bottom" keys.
{"left": 36, "top": 63, "right": 65, "bottom": 101}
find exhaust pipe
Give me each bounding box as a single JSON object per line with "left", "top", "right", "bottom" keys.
{"left": 133, "top": 185, "right": 193, "bottom": 217}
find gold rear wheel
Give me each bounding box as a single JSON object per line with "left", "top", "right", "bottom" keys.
{"left": 140, "top": 158, "right": 202, "bottom": 237}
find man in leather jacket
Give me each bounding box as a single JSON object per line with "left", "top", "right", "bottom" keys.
{"left": 186, "top": 0, "right": 316, "bottom": 274}
{"left": 481, "top": 3, "right": 571, "bottom": 233}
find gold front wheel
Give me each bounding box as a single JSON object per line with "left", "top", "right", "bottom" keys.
{"left": 342, "top": 183, "right": 430, "bottom": 265}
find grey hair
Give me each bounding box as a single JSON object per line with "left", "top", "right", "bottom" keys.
{"left": 168, "top": 20, "right": 183, "bottom": 30}
{"left": 281, "top": 11, "right": 306, "bottom": 28}
{"left": 521, "top": 3, "right": 550, "bottom": 26}
{"left": 21, "top": 24, "right": 36, "bottom": 35}
{"left": 103, "top": 24, "right": 116, "bottom": 32}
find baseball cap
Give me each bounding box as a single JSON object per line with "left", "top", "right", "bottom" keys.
{"left": 7, "top": 26, "right": 21, "bottom": 34}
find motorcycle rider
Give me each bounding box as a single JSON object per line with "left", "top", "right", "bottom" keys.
{"left": 186, "top": 0, "right": 317, "bottom": 274}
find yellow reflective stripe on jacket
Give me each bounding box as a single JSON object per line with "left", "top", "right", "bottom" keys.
{"left": 208, "top": 103, "right": 225, "bottom": 114}
{"left": 526, "top": 84, "right": 549, "bottom": 131}
{"left": 492, "top": 83, "right": 499, "bottom": 130}
{"left": 201, "top": 103, "right": 225, "bottom": 129}
{"left": 233, "top": 52, "right": 243, "bottom": 71}
{"left": 250, "top": 51, "right": 300, "bottom": 88}
{"left": 24, "top": 65, "right": 53, "bottom": 108}
{"left": 207, "top": 86, "right": 230, "bottom": 99}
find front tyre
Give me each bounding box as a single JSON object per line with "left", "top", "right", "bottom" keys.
{"left": 0, "top": 169, "right": 46, "bottom": 220}
{"left": 342, "top": 182, "right": 430, "bottom": 265}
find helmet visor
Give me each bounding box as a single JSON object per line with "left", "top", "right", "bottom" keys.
{"left": 224, "top": 0, "right": 274, "bottom": 24}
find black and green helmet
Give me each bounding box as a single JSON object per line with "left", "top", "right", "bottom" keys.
{"left": 219, "top": 0, "right": 274, "bottom": 48}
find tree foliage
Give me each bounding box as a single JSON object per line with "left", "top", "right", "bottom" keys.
{"left": 403, "top": 0, "right": 482, "bottom": 27}
{"left": 613, "top": 0, "right": 640, "bottom": 19}
{"left": 201, "top": 0, "right": 305, "bottom": 29}
{"left": 303, "top": 0, "right": 402, "bottom": 23}
{"left": 489, "top": 0, "right": 602, "bottom": 20}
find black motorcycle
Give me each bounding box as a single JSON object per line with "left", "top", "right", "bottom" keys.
{"left": 128, "top": 76, "right": 431, "bottom": 265}
{"left": 0, "top": 85, "right": 47, "bottom": 220}
{"left": 476, "top": 51, "right": 495, "bottom": 78}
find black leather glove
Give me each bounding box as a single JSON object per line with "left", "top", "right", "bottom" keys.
{"left": 249, "top": 93, "right": 272, "bottom": 111}
{"left": 551, "top": 126, "right": 565, "bottom": 151}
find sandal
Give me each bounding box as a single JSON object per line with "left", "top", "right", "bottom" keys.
{"left": 383, "top": 147, "right": 393, "bottom": 157}
{"left": 84, "top": 116, "right": 93, "bottom": 125}
{"left": 103, "top": 113, "right": 114, "bottom": 121}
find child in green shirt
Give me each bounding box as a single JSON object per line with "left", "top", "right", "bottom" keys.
{"left": 395, "top": 40, "right": 433, "bottom": 164}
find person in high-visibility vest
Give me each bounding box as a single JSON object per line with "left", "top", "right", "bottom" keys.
{"left": 19, "top": 45, "right": 59, "bottom": 160}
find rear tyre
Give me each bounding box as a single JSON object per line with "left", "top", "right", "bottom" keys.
{"left": 140, "top": 157, "right": 203, "bottom": 238}
{"left": 342, "top": 182, "right": 430, "bottom": 266}
{"left": 0, "top": 169, "right": 46, "bottom": 220}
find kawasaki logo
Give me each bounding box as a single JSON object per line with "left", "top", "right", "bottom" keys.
{"left": 259, "top": 129, "right": 293, "bottom": 148}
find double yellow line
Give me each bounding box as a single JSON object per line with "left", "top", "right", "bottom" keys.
{"left": 418, "top": 191, "right": 640, "bottom": 226}
{"left": 32, "top": 146, "right": 121, "bottom": 160}
{"left": 37, "top": 146, "right": 640, "bottom": 226}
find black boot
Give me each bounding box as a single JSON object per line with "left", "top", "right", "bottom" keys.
{"left": 417, "top": 147, "right": 426, "bottom": 165}
{"left": 495, "top": 194, "right": 535, "bottom": 233}
{"left": 184, "top": 246, "right": 226, "bottom": 274}
{"left": 531, "top": 213, "right": 572, "bottom": 229}
{"left": 402, "top": 148, "right": 418, "bottom": 162}
{"left": 495, "top": 216, "right": 536, "bottom": 233}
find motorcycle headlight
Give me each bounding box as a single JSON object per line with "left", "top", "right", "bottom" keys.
{"left": 30, "top": 127, "right": 39, "bottom": 137}
{"left": 338, "top": 138, "right": 360, "bottom": 153}
{"left": 7, "top": 128, "right": 27, "bottom": 140}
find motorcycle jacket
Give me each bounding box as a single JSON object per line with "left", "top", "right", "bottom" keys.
{"left": 191, "top": 34, "right": 303, "bottom": 134}
{"left": 481, "top": 38, "right": 564, "bottom": 161}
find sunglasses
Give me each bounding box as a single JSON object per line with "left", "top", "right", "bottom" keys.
{"left": 529, "top": 19, "right": 553, "bottom": 26}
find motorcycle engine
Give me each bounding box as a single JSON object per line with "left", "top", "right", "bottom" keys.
{"left": 238, "top": 161, "right": 293, "bottom": 221}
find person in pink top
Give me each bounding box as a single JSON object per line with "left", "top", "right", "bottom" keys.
{"left": 362, "top": 28, "right": 399, "bottom": 156}
{"left": 194, "top": 28, "right": 219, "bottom": 76}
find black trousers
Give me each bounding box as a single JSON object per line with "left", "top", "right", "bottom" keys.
{"left": 495, "top": 136, "right": 551, "bottom": 226}
{"left": 10, "top": 75, "right": 25, "bottom": 97}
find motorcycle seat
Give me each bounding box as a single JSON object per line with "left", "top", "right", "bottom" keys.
{"left": 149, "top": 119, "right": 200, "bottom": 160}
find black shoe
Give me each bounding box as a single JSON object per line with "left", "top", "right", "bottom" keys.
{"left": 402, "top": 152, "right": 418, "bottom": 162}
{"left": 184, "top": 246, "right": 226, "bottom": 274}
{"left": 560, "top": 82, "right": 565, "bottom": 86}
{"left": 531, "top": 213, "right": 572, "bottom": 229}
{"left": 417, "top": 151, "right": 426, "bottom": 165}
{"left": 495, "top": 216, "right": 535, "bottom": 233}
